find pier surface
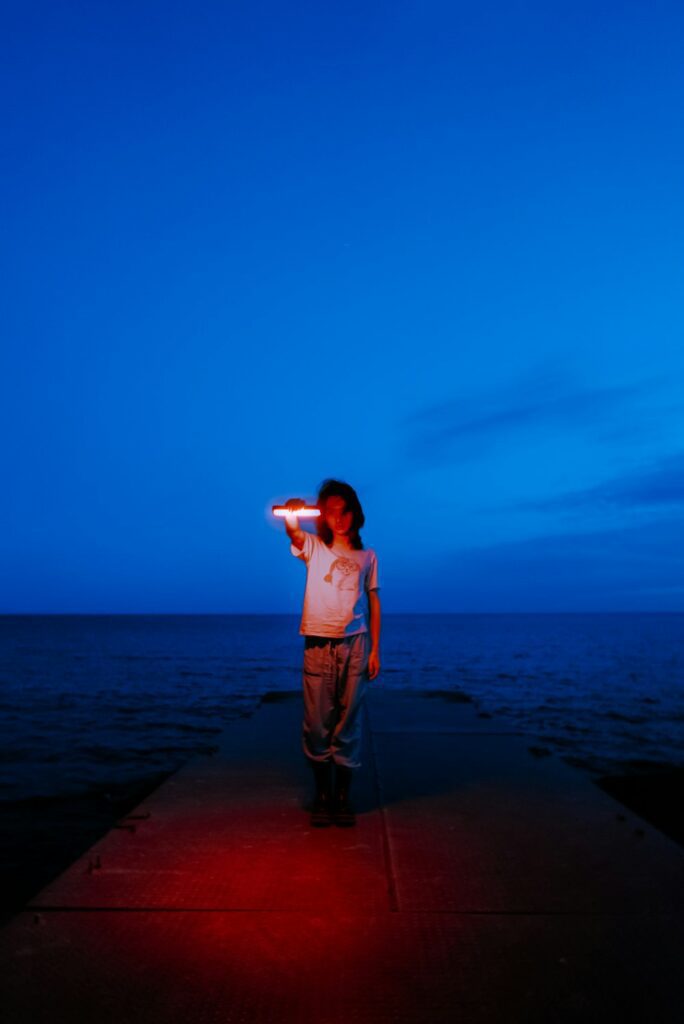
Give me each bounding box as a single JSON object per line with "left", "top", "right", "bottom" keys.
{"left": 1, "top": 688, "right": 683, "bottom": 1022}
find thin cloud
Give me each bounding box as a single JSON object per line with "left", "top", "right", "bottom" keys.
{"left": 461, "top": 514, "right": 684, "bottom": 563}
{"left": 403, "top": 372, "right": 645, "bottom": 462}
{"left": 527, "top": 452, "right": 684, "bottom": 512}
{"left": 440, "top": 516, "right": 684, "bottom": 611}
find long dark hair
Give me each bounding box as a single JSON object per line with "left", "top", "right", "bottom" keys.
{"left": 316, "top": 479, "right": 365, "bottom": 550}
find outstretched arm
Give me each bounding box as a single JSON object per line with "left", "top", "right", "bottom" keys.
{"left": 368, "top": 590, "right": 381, "bottom": 680}
{"left": 283, "top": 498, "right": 306, "bottom": 550}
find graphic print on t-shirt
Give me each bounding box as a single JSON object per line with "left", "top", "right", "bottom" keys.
{"left": 324, "top": 556, "right": 360, "bottom": 590}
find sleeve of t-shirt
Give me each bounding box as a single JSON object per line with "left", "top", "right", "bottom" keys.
{"left": 366, "top": 550, "right": 379, "bottom": 591}
{"left": 290, "top": 531, "right": 316, "bottom": 563}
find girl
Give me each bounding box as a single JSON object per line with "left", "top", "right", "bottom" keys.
{"left": 282, "top": 479, "right": 381, "bottom": 827}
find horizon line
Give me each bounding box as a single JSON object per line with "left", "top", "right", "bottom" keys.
{"left": 1, "top": 610, "right": 683, "bottom": 617}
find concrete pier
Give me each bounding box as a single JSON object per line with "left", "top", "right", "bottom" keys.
{"left": 1, "top": 688, "right": 683, "bottom": 1022}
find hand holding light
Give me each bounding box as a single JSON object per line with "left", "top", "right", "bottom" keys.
{"left": 272, "top": 499, "right": 320, "bottom": 521}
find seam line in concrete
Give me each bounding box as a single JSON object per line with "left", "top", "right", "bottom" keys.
{"left": 365, "top": 700, "right": 400, "bottom": 913}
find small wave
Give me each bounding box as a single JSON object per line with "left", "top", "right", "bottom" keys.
{"left": 424, "top": 689, "right": 473, "bottom": 704}
{"left": 110, "top": 655, "right": 177, "bottom": 661}
{"left": 239, "top": 665, "right": 283, "bottom": 674}
{"left": 178, "top": 671, "right": 219, "bottom": 679}
{"left": 147, "top": 721, "right": 222, "bottom": 735}
{"left": 604, "top": 711, "right": 648, "bottom": 725}
{"left": 0, "top": 748, "right": 36, "bottom": 763}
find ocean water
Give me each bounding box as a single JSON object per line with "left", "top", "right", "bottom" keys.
{"left": 0, "top": 613, "right": 683, "bottom": 806}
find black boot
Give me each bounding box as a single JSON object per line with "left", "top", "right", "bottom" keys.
{"left": 333, "top": 764, "right": 356, "bottom": 826}
{"left": 310, "top": 760, "right": 332, "bottom": 827}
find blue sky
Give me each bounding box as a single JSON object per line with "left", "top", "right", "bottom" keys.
{"left": 2, "top": 0, "right": 683, "bottom": 612}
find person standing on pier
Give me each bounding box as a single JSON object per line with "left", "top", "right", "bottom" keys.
{"left": 281, "top": 479, "right": 381, "bottom": 827}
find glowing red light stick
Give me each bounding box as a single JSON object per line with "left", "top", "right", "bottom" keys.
{"left": 272, "top": 505, "right": 321, "bottom": 518}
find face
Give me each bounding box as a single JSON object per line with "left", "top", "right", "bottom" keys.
{"left": 323, "top": 496, "right": 353, "bottom": 538}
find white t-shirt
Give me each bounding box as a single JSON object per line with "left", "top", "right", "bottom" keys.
{"left": 291, "top": 532, "right": 379, "bottom": 638}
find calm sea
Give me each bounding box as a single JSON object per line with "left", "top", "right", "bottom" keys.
{"left": 1, "top": 614, "right": 683, "bottom": 805}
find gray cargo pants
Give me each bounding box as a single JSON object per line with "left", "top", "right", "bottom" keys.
{"left": 302, "top": 632, "right": 369, "bottom": 768}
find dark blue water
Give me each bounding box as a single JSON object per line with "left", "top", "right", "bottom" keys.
{"left": 1, "top": 614, "right": 683, "bottom": 804}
